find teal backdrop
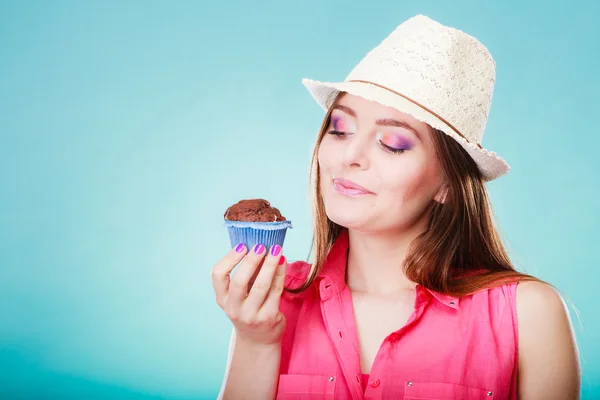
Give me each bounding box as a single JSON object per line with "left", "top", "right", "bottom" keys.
{"left": 1, "top": 0, "right": 598, "bottom": 398}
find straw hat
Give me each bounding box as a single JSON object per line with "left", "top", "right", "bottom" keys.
{"left": 302, "top": 14, "right": 509, "bottom": 181}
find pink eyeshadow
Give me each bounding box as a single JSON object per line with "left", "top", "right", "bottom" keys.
{"left": 379, "top": 131, "right": 414, "bottom": 150}
{"left": 332, "top": 116, "right": 353, "bottom": 132}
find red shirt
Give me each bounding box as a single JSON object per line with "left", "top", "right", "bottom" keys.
{"left": 220, "top": 229, "right": 518, "bottom": 399}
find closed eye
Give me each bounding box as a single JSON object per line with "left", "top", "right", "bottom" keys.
{"left": 379, "top": 141, "right": 407, "bottom": 154}
{"left": 328, "top": 130, "right": 408, "bottom": 154}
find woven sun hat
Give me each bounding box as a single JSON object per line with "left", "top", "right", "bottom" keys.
{"left": 302, "top": 14, "right": 510, "bottom": 181}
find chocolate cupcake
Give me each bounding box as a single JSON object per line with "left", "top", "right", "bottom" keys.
{"left": 224, "top": 199, "right": 292, "bottom": 251}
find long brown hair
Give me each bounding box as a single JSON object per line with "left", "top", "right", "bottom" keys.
{"left": 287, "top": 93, "right": 544, "bottom": 297}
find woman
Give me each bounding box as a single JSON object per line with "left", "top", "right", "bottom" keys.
{"left": 212, "top": 15, "right": 581, "bottom": 399}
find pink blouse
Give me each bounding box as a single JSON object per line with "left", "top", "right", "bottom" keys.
{"left": 220, "top": 229, "right": 519, "bottom": 399}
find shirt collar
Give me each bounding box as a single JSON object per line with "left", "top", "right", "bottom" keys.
{"left": 425, "top": 287, "right": 460, "bottom": 309}
{"left": 316, "top": 228, "right": 460, "bottom": 309}
{"left": 316, "top": 229, "right": 350, "bottom": 299}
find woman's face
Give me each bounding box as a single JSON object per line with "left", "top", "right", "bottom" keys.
{"left": 318, "top": 93, "right": 447, "bottom": 234}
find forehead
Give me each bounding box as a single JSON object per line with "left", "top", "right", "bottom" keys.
{"left": 335, "top": 93, "right": 423, "bottom": 124}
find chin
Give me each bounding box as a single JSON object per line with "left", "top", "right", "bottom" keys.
{"left": 323, "top": 195, "right": 373, "bottom": 231}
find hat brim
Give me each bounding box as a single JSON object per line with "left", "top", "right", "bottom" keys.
{"left": 302, "top": 78, "right": 510, "bottom": 182}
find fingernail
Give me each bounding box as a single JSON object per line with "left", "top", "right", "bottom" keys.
{"left": 235, "top": 243, "right": 245, "bottom": 253}
{"left": 253, "top": 244, "right": 265, "bottom": 254}
{"left": 271, "top": 245, "right": 281, "bottom": 256}
{"left": 278, "top": 255, "right": 286, "bottom": 266}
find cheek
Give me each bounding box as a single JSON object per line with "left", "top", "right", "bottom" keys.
{"left": 317, "top": 146, "right": 326, "bottom": 171}
{"left": 317, "top": 139, "right": 335, "bottom": 170}
{"left": 405, "top": 168, "right": 442, "bottom": 206}
{"left": 378, "top": 158, "right": 438, "bottom": 204}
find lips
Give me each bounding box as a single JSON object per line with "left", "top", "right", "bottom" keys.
{"left": 332, "top": 178, "right": 374, "bottom": 196}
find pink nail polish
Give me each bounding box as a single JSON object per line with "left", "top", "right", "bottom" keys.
{"left": 235, "top": 243, "right": 245, "bottom": 253}
{"left": 253, "top": 244, "right": 265, "bottom": 254}
{"left": 278, "top": 255, "right": 286, "bottom": 266}
{"left": 271, "top": 245, "right": 281, "bottom": 256}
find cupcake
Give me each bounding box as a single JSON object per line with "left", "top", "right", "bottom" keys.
{"left": 224, "top": 199, "right": 293, "bottom": 251}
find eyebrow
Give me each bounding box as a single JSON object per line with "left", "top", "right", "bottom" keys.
{"left": 332, "top": 104, "right": 422, "bottom": 140}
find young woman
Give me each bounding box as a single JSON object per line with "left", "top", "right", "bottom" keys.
{"left": 212, "top": 15, "right": 581, "bottom": 399}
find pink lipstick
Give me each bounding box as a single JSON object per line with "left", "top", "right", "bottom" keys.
{"left": 332, "top": 178, "right": 374, "bottom": 197}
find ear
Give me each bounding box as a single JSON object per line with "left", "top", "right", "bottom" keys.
{"left": 433, "top": 183, "right": 449, "bottom": 204}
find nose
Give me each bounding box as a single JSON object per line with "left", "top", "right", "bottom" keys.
{"left": 341, "top": 133, "right": 370, "bottom": 170}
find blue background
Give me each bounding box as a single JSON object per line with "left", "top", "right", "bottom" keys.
{"left": 1, "top": 0, "right": 598, "bottom": 398}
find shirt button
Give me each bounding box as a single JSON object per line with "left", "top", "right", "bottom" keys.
{"left": 370, "top": 378, "right": 380, "bottom": 388}
{"left": 328, "top": 376, "right": 334, "bottom": 382}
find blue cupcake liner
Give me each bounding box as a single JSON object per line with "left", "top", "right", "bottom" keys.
{"left": 224, "top": 219, "right": 293, "bottom": 251}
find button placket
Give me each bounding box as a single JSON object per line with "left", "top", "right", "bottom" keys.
{"left": 321, "top": 297, "right": 363, "bottom": 400}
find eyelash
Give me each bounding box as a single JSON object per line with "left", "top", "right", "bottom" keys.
{"left": 327, "top": 130, "right": 407, "bottom": 155}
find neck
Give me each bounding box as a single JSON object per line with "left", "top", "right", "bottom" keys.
{"left": 345, "top": 226, "right": 424, "bottom": 295}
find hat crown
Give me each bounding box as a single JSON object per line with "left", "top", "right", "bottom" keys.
{"left": 345, "top": 15, "right": 496, "bottom": 144}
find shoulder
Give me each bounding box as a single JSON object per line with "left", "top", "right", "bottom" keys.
{"left": 516, "top": 280, "right": 573, "bottom": 341}
{"left": 279, "top": 261, "right": 314, "bottom": 333}
{"left": 477, "top": 279, "right": 565, "bottom": 314}
{"left": 516, "top": 280, "right": 569, "bottom": 324}
{"left": 515, "top": 281, "right": 581, "bottom": 398}
{"left": 284, "top": 260, "right": 312, "bottom": 289}
{"left": 280, "top": 260, "right": 314, "bottom": 309}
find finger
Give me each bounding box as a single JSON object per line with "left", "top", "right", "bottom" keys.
{"left": 243, "top": 245, "right": 284, "bottom": 313}
{"left": 257, "top": 255, "right": 287, "bottom": 318}
{"left": 227, "top": 243, "right": 268, "bottom": 307}
{"left": 211, "top": 243, "right": 247, "bottom": 307}
{"left": 247, "top": 258, "right": 265, "bottom": 292}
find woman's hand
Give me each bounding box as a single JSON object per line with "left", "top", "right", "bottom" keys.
{"left": 211, "top": 243, "right": 288, "bottom": 346}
